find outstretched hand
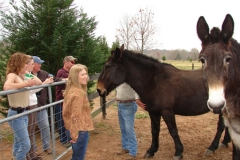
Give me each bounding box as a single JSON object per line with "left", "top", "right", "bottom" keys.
{"left": 136, "top": 99, "right": 146, "bottom": 110}
{"left": 43, "top": 77, "right": 54, "bottom": 84}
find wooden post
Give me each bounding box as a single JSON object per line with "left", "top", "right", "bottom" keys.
{"left": 192, "top": 63, "right": 194, "bottom": 70}
{"left": 100, "top": 94, "right": 107, "bottom": 119}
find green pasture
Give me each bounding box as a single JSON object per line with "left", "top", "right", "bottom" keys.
{"left": 164, "top": 60, "right": 202, "bottom": 70}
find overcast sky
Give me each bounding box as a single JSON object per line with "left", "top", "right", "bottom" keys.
{"left": 1, "top": 0, "right": 239, "bottom": 51}
{"left": 74, "top": 0, "right": 240, "bottom": 51}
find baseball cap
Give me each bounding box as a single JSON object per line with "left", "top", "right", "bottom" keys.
{"left": 64, "top": 56, "right": 77, "bottom": 62}
{"left": 33, "top": 56, "right": 45, "bottom": 64}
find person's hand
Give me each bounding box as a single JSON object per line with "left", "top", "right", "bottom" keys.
{"left": 43, "top": 77, "right": 54, "bottom": 84}
{"left": 136, "top": 99, "right": 146, "bottom": 110}
{"left": 26, "top": 78, "right": 35, "bottom": 87}
{"left": 70, "top": 139, "right": 76, "bottom": 143}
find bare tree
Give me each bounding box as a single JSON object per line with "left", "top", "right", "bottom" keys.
{"left": 116, "top": 8, "right": 159, "bottom": 53}
{"left": 116, "top": 14, "right": 135, "bottom": 50}
{"left": 132, "top": 8, "right": 158, "bottom": 53}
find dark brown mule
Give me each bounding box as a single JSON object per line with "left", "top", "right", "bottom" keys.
{"left": 197, "top": 14, "right": 240, "bottom": 160}
{"left": 97, "top": 44, "right": 230, "bottom": 159}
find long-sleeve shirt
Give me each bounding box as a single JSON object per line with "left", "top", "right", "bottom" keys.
{"left": 62, "top": 86, "right": 94, "bottom": 141}
{"left": 55, "top": 68, "right": 69, "bottom": 101}
{"left": 34, "top": 70, "right": 62, "bottom": 106}
{"left": 33, "top": 70, "right": 49, "bottom": 107}
{"left": 116, "top": 82, "right": 139, "bottom": 101}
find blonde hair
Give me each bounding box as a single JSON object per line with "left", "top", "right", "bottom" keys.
{"left": 63, "top": 64, "right": 89, "bottom": 97}
{"left": 27, "top": 55, "right": 33, "bottom": 63}
{"left": 6, "top": 52, "right": 29, "bottom": 75}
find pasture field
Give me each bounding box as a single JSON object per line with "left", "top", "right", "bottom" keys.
{"left": 164, "top": 60, "right": 202, "bottom": 70}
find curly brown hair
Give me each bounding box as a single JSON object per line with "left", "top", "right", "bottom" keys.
{"left": 6, "top": 52, "right": 29, "bottom": 75}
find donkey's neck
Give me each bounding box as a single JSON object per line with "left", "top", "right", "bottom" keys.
{"left": 121, "top": 52, "right": 161, "bottom": 99}
{"left": 226, "top": 40, "right": 240, "bottom": 95}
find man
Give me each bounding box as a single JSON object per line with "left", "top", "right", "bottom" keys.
{"left": 55, "top": 56, "right": 77, "bottom": 147}
{"left": 32, "top": 56, "right": 54, "bottom": 155}
{"left": 116, "top": 82, "right": 145, "bottom": 160}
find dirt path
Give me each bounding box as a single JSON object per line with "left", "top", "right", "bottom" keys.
{"left": 61, "top": 104, "right": 232, "bottom": 160}
{"left": 0, "top": 91, "right": 232, "bottom": 160}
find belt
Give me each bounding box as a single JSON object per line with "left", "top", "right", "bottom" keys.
{"left": 116, "top": 99, "right": 135, "bottom": 103}
{"left": 9, "top": 106, "right": 30, "bottom": 114}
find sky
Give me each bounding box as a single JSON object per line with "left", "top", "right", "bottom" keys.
{"left": 73, "top": 0, "right": 240, "bottom": 51}
{"left": 1, "top": 0, "right": 239, "bottom": 51}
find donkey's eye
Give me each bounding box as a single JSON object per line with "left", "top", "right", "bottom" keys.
{"left": 105, "top": 65, "right": 112, "bottom": 70}
{"left": 226, "top": 57, "right": 231, "bottom": 63}
{"left": 225, "top": 55, "right": 232, "bottom": 65}
{"left": 199, "top": 57, "right": 205, "bottom": 64}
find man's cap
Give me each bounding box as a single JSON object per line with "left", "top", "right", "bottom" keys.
{"left": 64, "top": 56, "right": 77, "bottom": 62}
{"left": 33, "top": 56, "right": 45, "bottom": 64}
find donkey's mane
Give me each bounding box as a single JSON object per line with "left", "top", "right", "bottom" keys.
{"left": 210, "top": 27, "right": 221, "bottom": 43}
{"left": 122, "top": 49, "right": 166, "bottom": 70}
{"left": 228, "top": 36, "right": 240, "bottom": 68}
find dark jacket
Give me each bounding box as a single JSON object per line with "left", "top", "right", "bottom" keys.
{"left": 36, "top": 70, "right": 49, "bottom": 107}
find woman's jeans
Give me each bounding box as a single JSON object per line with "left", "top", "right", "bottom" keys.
{"left": 8, "top": 109, "right": 31, "bottom": 160}
{"left": 66, "top": 130, "right": 89, "bottom": 160}
{"left": 118, "top": 102, "right": 138, "bottom": 156}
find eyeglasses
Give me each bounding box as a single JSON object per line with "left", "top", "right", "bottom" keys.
{"left": 70, "top": 61, "right": 75, "bottom": 64}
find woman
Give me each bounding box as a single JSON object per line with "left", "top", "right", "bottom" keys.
{"left": 3, "top": 52, "right": 41, "bottom": 160}
{"left": 25, "top": 55, "right": 42, "bottom": 160}
{"left": 62, "top": 64, "right": 94, "bottom": 160}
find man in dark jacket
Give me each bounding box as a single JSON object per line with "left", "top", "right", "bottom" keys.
{"left": 32, "top": 56, "right": 54, "bottom": 154}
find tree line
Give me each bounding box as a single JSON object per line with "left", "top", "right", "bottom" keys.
{"left": 144, "top": 48, "right": 199, "bottom": 61}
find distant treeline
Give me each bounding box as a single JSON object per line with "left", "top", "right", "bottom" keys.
{"left": 143, "top": 48, "right": 199, "bottom": 61}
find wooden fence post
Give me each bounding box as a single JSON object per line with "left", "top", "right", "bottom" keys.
{"left": 100, "top": 95, "right": 107, "bottom": 119}
{"left": 192, "top": 63, "right": 194, "bottom": 70}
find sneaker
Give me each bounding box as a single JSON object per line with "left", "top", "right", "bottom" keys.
{"left": 116, "top": 149, "right": 129, "bottom": 155}
{"left": 62, "top": 142, "right": 71, "bottom": 148}
{"left": 44, "top": 148, "right": 52, "bottom": 154}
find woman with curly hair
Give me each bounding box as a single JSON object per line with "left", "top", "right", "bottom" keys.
{"left": 3, "top": 52, "right": 42, "bottom": 160}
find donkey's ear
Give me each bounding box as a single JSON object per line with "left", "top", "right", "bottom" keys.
{"left": 197, "top": 16, "right": 209, "bottom": 44}
{"left": 221, "top": 14, "right": 234, "bottom": 44}
{"left": 120, "top": 44, "right": 124, "bottom": 51}
{"left": 113, "top": 47, "right": 122, "bottom": 61}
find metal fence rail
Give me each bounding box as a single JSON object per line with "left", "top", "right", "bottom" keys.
{"left": 0, "top": 74, "right": 114, "bottom": 160}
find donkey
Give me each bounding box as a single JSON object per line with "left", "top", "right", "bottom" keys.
{"left": 197, "top": 14, "right": 240, "bottom": 159}
{"left": 97, "top": 44, "right": 230, "bottom": 159}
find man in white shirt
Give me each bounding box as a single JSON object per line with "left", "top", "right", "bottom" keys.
{"left": 116, "top": 82, "right": 145, "bottom": 160}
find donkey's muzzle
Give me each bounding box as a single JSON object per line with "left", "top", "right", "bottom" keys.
{"left": 207, "top": 100, "right": 226, "bottom": 114}
{"left": 97, "top": 89, "right": 107, "bottom": 97}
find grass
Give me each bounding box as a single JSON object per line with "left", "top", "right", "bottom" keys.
{"left": 135, "top": 112, "right": 149, "bottom": 119}
{"left": 164, "top": 60, "right": 202, "bottom": 70}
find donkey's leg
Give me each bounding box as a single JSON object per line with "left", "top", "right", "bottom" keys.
{"left": 144, "top": 112, "right": 161, "bottom": 158}
{"left": 232, "top": 142, "right": 240, "bottom": 160}
{"left": 205, "top": 114, "right": 230, "bottom": 155}
{"left": 220, "top": 127, "right": 231, "bottom": 147}
{"left": 161, "top": 110, "right": 183, "bottom": 160}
